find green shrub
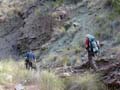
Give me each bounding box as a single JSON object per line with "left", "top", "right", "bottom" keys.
{"left": 94, "top": 28, "right": 113, "bottom": 40}
{"left": 52, "top": 0, "right": 64, "bottom": 8}
{"left": 65, "top": 0, "right": 82, "bottom": 4}
{"left": 95, "top": 15, "right": 107, "bottom": 26}
{"left": 108, "top": 0, "right": 120, "bottom": 13}
{"left": 62, "top": 55, "right": 69, "bottom": 67}
{"left": 114, "top": 32, "right": 120, "bottom": 44}
{"left": 34, "top": 8, "right": 41, "bottom": 16}
{"left": 107, "top": 12, "right": 118, "bottom": 21}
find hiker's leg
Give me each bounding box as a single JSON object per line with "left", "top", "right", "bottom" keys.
{"left": 90, "top": 58, "right": 98, "bottom": 71}
{"left": 88, "top": 52, "right": 92, "bottom": 69}
{"left": 26, "top": 60, "right": 32, "bottom": 70}
{"left": 88, "top": 52, "right": 98, "bottom": 71}
{"left": 29, "top": 61, "right": 33, "bottom": 70}
{"left": 25, "top": 59, "right": 29, "bottom": 69}
{"left": 90, "top": 53, "right": 98, "bottom": 71}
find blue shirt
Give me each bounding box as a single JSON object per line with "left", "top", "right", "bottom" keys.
{"left": 25, "top": 51, "right": 35, "bottom": 61}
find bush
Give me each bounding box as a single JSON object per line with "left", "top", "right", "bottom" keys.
{"left": 65, "top": 72, "right": 106, "bottom": 90}
{"left": 52, "top": 0, "right": 64, "bottom": 8}
{"left": 62, "top": 55, "right": 69, "bottom": 67}
{"left": 39, "top": 71, "right": 65, "bottom": 90}
{"left": 107, "top": 12, "right": 118, "bottom": 21}
{"left": 0, "top": 60, "right": 36, "bottom": 84}
{"left": 114, "top": 32, "right": 120, "bottom": 45}
{"left": 34, "top": 8, "right": 41, "bottom": 16}
{"left": 108, "top": 0, "right": 120, "bottom": 13}
{"left": 94, "top": 28, "right": 113, "bottom": 40}
{"left": 65, "top": 0, "right": 82, "bottom": 4}
{"left": 75, "top": 73, "right": 105, "bottom": 90}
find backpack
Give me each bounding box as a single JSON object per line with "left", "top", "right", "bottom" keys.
{"left": 87, "top": 34, "right": 100, "bottom": 53}
{"left": 91, "top": 40, "right": 99, "bottom": 53}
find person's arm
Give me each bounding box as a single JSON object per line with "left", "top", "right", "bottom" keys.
{"left": 23, "top": 53, "right": 27, "bottom": 60}
{"left": 85, "top": 37, "right": 89, "bottom": 49}
{"left": 33, "top": 54, "right": 36, "bottom": 62}
{"left": 35, "top": 58, "right": 36, "bottom": 62}
{"left": 34, "top": 56, "right": 36, "bottom": 62}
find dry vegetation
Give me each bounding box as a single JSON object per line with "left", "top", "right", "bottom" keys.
{"left": 0, "top": 60, "right": 106, "bottom": 90}
{"left": 0, "top": 0, "right": 36, "bottom": 18}
{"left": 71, "top": 72, "right": 106, "bottom": 90}
{"left": 107, "top": 0, "right": 120, "bottom": 13}
{"left": 0, "top": 60, "right": 34, "bottom": 84}
{"left": 0, "top": 0, "right": 119, "bottom": 90}
{"left": 63, "top": 72, "right": 106, "bottom": 90}
{"left": 39, "top": 71, "right": 65, "bottom": 90}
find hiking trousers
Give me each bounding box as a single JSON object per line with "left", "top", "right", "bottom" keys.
{"left": 88, "top": 51, "right": 98, "bottom": 71}
{"left": 25, "top": 59, "right": 36, "bottom": 70}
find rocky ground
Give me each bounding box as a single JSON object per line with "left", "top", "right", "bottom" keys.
{"left": 0, "top": 0, "right": 120, "bottom": 90}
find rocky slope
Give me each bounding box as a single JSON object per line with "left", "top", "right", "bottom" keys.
{"left": 38, "top": 0, "right": 117, "bottom": 67}
{"left": 0, "top": 0, "right": 117, "bottom": 59}
{"left": 0, "top": 0, "right": 120, "bottom": 89}
{"left": 0, "top": 0, "right": 55, "bottom": 59}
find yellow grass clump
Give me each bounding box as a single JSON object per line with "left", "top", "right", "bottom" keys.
{"left": 39, "top": 71, "right": 65, "bottom": 90}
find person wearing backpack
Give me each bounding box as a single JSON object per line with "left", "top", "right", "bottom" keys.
{"left": 85, "top": 34, "right": 100, "bottom": 71}
{"left": 24, "top": 50, "right": 36, "bottom": 70}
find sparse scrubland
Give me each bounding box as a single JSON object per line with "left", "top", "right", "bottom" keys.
{"left": 0, "top": 60, "right": 35, "bottom": 84}
{"left": 0, "top": 0, "right": 36, "bottom": 17}
{"left": 0, "top": 60, "right": 106, "bottom": 90}
{"left": 0, "top": 0, "right": 120, "bottom": 90}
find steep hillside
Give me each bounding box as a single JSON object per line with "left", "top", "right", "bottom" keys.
{"left": 0, "top": 0, "right": 120, "bottom": 89}
{"left": 0, "top": 0, "right": 117, "bottom": 59}
{"left": 0, "top": 0, "right": 56, "bottom": 59}
{"left": 38, "top": 0, "right": 119, "bottom": 66}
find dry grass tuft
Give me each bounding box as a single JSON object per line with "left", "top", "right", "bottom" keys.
{"left": 39, "top": 71, "right": 65, "bottom": 90}
{"left": 0, "top": 59, "right": 36, "bottom": 85}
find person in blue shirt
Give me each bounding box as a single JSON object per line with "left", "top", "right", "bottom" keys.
{"left": 24, "top": 50, "right": 36, "bottom": 70}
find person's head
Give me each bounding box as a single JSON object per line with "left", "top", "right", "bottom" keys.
{"left": 27, "top": 49, "right": 32, "bottom": 53}
{"left": 85, "top": 34, "right": 95, "bottom": 40}
{"left": 85, "top": 34, "right": 90, "bottom": 40}
{"left": 86, "top": 34, "right": 91, "bottom": 38}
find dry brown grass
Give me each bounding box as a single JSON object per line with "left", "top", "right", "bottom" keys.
{"left": 39, "top": 71, "right": 65, "bottom": 90}
{"left": 0, "top": 59, "right": 37, "bottom": 85}
{"left": 64, "top": 72, "right": 106, "bottom": 90}
{"left": 0, "top": 0, "right": 36, "bottom": 17}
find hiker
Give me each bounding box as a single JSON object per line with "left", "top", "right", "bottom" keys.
{"left": 24, "top": 50, "right": 36, "bottom": 70}
{"left": 85, "top": 34, "right": 100, "bottom": 71}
